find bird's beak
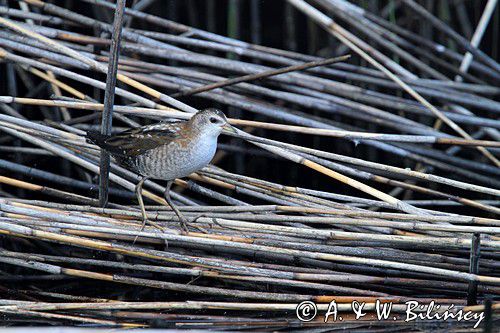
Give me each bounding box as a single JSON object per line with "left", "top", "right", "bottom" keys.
{"left": 222, "top": 124, "right": 237, "bottom": 134}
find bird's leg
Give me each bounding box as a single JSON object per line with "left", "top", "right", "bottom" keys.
{"left": 163, "top": 181, "right": 208, "bottom": 234}
{"left": 164, "top": 180, "right": 190, "bottom": 234}
{"left": 133, "top": 176, "right": 148, "bottom": 244}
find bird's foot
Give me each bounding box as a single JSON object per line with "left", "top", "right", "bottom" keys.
{"left": 191, "top": 214, "right": 209, "bottom": 233}
{"left": 179, "top": 217, "right": 189, "bottom": 235}
{"left": 179, "top": 215, "right": 208, "bottom": 234}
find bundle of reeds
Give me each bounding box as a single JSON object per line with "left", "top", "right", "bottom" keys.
{"left": 0, "top": 0, "right": 499, "bottom": 330}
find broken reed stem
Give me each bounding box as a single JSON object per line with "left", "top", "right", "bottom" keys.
{"left": 455, "top": 0, "right": 499, "bottom": 80}
{"left": 172, "top": 54, "right": 351, "bottom": 97}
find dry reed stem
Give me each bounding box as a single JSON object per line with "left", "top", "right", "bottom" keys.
{"left": 287, "top": 0, "right": 500, "bottom": 167}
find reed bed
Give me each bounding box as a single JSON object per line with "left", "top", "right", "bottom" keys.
{"left": 0, "top": 0, "right": 499, "bottom": 330}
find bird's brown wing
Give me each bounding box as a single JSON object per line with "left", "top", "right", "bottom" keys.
{"left": 89, "top": 121, "right": 185, "bottom": 157}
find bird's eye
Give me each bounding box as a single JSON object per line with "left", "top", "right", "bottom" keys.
{"left": 209, "top": 117, "right": 218, "bottom": 124}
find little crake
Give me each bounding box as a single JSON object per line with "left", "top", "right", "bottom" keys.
{"left": 87, "top": 108, "right": 232, "bottom": 233}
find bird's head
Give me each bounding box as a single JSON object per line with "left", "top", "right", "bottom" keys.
{"left": 189, "top": 108, "right": 234, "bottom": 137}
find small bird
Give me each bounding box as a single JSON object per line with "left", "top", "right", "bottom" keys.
{"left": 86, "top": 108, "right": 232, "bottom": 234}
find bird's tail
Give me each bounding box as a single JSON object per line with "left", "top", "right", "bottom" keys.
{"left": 85, "top": 131, "right": 109, "bottom": 147}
